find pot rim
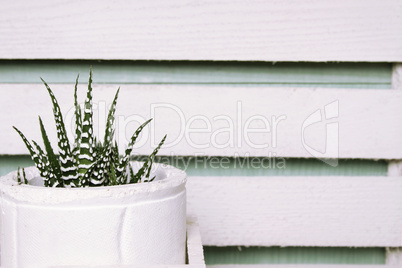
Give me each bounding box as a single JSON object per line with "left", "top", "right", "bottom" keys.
{"left": 0, "top": 161, "right": 186, "bottom": 205}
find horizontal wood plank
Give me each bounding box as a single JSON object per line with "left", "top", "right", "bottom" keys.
{"left": 186, "top": 176, "right": 402, "bottom": 247}
{"left": 1, "top": 84, "right": 402, "bottom": 159}
{"left": 187, "top": 217, "right": 206, "bottom": 266}
{"left": 0, "top": 0, "right": 401, "bottom": 61}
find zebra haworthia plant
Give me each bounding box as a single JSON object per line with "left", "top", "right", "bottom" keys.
{"left": 13, "top": 69, "right": 166, "bottom": 188}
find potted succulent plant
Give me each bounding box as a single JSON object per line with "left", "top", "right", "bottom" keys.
{"left": 0, "top": 69, "right": 187, "bottom": 267}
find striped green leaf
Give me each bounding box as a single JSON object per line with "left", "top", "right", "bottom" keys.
{"left": 17, "top": 166, "right": 21, "bottom": 184}
{"left": 116, "top": 119, "right": 152, "bottom": 179}
{"left": 22, "top": 167, "right": 28, "bottom": 184}
{"left": 41, "top": 78, "right": 78, "bottom": 185}
{"left": 13, "top": 126, "right": 48, "bottom": 181}
{"left": 104, "top": 87, "right": 120, "bottom": 147}
{"left": 73, "top": 74, "right": 82, "bottom": 164}
{"left": 31, "top": 140, "right": 54, "bottom": 187}
{"left": 17, "top": 167, "right": 28, "bottom": 185}
{"left": 130, "top": 135, "right": 166, "bottom": 183}
{"left": 38, "top": 116, "right": 61, "bottom": 183}
{"left": 78, "top": 69, "right": 95, "bottom": 177}
{"left": 84, "top": 147, "right": 111, "bottom": 187}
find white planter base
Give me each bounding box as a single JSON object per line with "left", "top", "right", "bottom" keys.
{"left": 0, "top": 162, "right": 187, "bottom": 268}
{"left": 50, "top": 217, "right": 206, "bottom": 268}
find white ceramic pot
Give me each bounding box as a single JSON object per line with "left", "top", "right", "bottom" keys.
{"left": 0, "top": 162, "right": 186, "bottom": 268}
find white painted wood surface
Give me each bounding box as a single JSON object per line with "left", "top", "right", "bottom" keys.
{"left": 0, "top": 0, "right": 401, "bottom": 62}
{"left": 385, "top": 63, "right": 402, "bottom": 265}
{"left": 2, "top": 84, "right": 402, "bottom": 159}
{"left": 186, "top": 176, "right": 402, "bottom": 247}
{"left": 386, "top": 248, "right": 402, "bottom": 266}
{"left": 187, "top": 217, "right": 206, "bottom": 266}
{"left": 392, "top": 64, "right": 402, "bottom": 89}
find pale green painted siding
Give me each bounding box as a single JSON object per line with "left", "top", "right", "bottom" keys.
{"left": 0, "top": 61, "right": 390, "bottom": 88}
{"left": 0, "top": 156, "right": 387, "bottom": 178}
{"left": 0, "top": 61, "right": 390, "bottom": 265}
{"left": 204, "top": 247, "right": 385, "bottom": 265}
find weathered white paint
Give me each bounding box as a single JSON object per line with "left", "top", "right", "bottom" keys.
{"left": 186, "top": 217, "right": 206, "bottom": 266}
{"left": 385, "top": 63, "right": 402, "bottom": 265}
{"left": 0, "top": 163, "right": 187, "bottom": 267}
{"left": 386, "top": 248, "right": 402, "bottom": 266}
{"left": 2, "top": 84, "right": 402, "bottom": 159}
{"left": 0, "top": 0, "right": 401, "bottom": 62}
{"left": 186, "top": 176, "right": 402, "bottom": 247}
{"left": 392, "top": 64, "right": 402, "bottom": 90}
{"left": 387, "top": 160, "right": 402, "bottom": 176}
